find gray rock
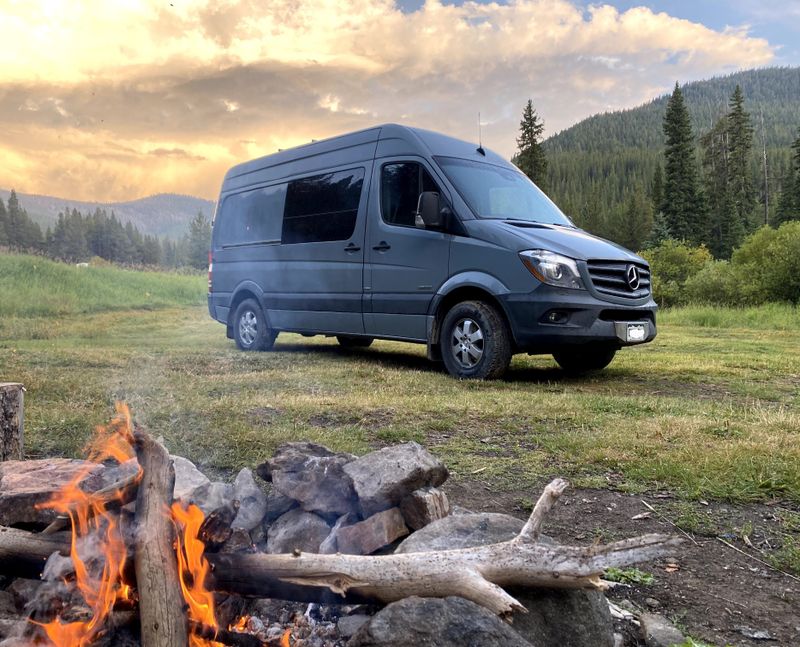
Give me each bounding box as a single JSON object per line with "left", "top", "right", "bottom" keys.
{"left": 348, "top": 596, "right": 533, "bottom": 646}
{"left": 335, "top": 508, "right": 409, "bottom": 555}
{"left": 267, "top": 508, "right": 331, "bottom": 554}
{"left": 261, "top": 442, "right": 358, "bottom": 517}
{"left": 395, "top": 512, "right": 613, "bottom": 647}
{"left": 640, "top": 613, "right": 686, "bottom": 647}
{"left": 264, "top": 489, "right": 298, "bottom": 523}
{"left": 338, "top": 614, "right": 371, "bottom": 639}
{"left": 232, "top": 468, "right": 267, "bottom": 531}
{"left": 344, "top": 442, "right": 448, "bottom": 517}
{"left": 171, "top": 455, "right": 211, "bottom": 502}
{"left": 509, "top": 587, "right": 614, "bottom": 647}
{"left": 399, "top": 486, "right": 450, "bottom": 530}
{"left": 395, "top": 512, "right": 523, "bottom": 554}
{"left": 189, "top": 481, "right": 235, "bottom": 515}
{"left": 0, "top": 458, "right": 105, "bottom": 525}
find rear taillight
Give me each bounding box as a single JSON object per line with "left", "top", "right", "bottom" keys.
{"left": 207, "top": 251, "right": 213, "bottom": 292}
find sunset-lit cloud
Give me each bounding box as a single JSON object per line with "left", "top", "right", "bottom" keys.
{"left": 0, "top": 0, "right": 776, "bottom": 201}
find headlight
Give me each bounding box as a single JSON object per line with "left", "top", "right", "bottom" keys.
{"left": 519, "top": 250, "right": 585, "bottom": 290}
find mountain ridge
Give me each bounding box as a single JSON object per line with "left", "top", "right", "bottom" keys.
{"left": 0, "top": 189, "right": 215, "bottom": 239}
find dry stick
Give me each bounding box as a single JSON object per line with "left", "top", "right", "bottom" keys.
{"left": 716, "top": 537, "right": 800, "bottom": 584}
{"left": 639, "top": 499, "right": 700, "bottom": 546}
{"left": 133, "top": 427, "right": 189, "bottom": 647}
{"left": 210, "top": 479, "right": 682, "bottom": 616}
{"left": 41, "top": 472, "right": 141, "bottom": 535}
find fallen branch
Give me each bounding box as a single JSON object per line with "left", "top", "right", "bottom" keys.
{"left": 210, "top": 479, "right": 682, "bottom": 616}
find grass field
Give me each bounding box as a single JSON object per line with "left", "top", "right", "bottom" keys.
{"left": 1, "top": 254, "right": 797, "bottom": 509}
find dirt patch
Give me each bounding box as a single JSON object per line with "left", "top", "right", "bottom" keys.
{"left": 308, "top": 409, "right": 396, "bottom": 430}
{"left": 446, "top": 480, "right": 800, "bottom": 647}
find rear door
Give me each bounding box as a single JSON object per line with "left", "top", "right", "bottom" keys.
{"left": 364, "top": 158, "right": 451, "bottom": 340}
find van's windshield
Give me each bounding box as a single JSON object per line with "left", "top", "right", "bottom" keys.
{"left": 435, "top": 156, "right": 573, "bottom": 226}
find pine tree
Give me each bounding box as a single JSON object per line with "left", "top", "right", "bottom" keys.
{"left": 701, "top": 118, "right": 739, "bottom": 258}
{"left": 649, "top": 163, "right": 664, "bottom": 214}
{"left": 516, "top": 99, "right": 548, "bottom": 189}
{"left": 726, "top": 85, "right": 755, "bottom": 231}
{"left": 0, "top": 198, "right": 8, "bottom": 246}
{"left": 609, "top": 186, "right": 654, "bottom": 252}
{"left": 662, "top": 84, "right": 705, "bottom": 243}
{"left": 776, "top": 129, "right": 800, "bottom": 224}
{"left": 185, "top": 211, "right": 211, "bottom": 269}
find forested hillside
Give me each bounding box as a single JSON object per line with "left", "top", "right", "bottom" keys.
{"left": 544, "top": 67, "right": 800, "bottom": 248}
{"left": 0, "top": 190, "right": 215, "bottom": 239}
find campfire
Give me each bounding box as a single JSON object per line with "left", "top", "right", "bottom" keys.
{"left": 0, "top": 400, "right": 681, "bottom": 647}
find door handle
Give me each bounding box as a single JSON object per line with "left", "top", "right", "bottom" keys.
{"left": 372, "top": 241, "right": 391, "bottom": 252}
{"left": 344, "top": 243, "right": 361, "bottom": 252}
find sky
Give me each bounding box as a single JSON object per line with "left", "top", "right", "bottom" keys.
{"left": 0, "top": 0, "right": 797, "bottom": 202}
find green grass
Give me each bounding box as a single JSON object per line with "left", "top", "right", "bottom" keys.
{"left": 659, "top": 303, "right": 800, "bottom": 331}
{"left": 0, "top": 255, "right": 799, "bottom": 508}
{"left": 0, "top": 254, "right": 204, "bottom": 319}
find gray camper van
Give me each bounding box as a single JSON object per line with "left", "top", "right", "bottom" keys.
{"left": 208, "top": 124, "right": 656, "bottom": 379}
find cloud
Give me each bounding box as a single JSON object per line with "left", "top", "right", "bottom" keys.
{"left": 0, "top": 0, "right": 775, "bottom": 201}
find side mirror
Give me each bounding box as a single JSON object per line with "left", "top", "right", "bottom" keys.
{"left": 415, "top": 192, "right": 445, "bottom": 229}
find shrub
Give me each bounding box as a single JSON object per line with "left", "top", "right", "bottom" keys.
{"left": 639, "top": 240, "right": 712, "bottom": 307}
{"left": 684, "top": 260, "right": 744, "bottom": 305}
{"left": 731, "top": 222, "right": 800, "bottom": 304}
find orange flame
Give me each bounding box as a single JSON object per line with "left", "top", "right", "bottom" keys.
{"left": 34, "top": 402, "right": 140, "bottom": 647}
{"left": 171, "top": 502, "right": 222, "bottom": 647}
{"left": 280, "top": 629, "right": 291, "bottom": 647}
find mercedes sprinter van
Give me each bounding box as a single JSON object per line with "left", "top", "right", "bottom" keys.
{"left": 208, "top": 124, "right": 656, "bottom": 379}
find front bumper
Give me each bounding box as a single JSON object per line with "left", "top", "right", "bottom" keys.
{"left": 499, "top": 286, "right": 657, "bottom": 353}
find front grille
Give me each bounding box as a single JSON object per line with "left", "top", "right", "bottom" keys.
{"left": 586, "top": 260, "right": 651, "bottom": 300}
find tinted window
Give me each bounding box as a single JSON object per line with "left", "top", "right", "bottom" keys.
{"left": 215, "top": 184, "right": 286, "bottom": 247}
{"left": 282, "top": 168, "right": 365, "bottom": 244}
{"left": 381, "top": 163, "right": 441, "bottom": 227}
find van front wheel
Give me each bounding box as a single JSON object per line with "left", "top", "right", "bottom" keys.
{"left": 233, "top": 298, "right": 277, "bottom": 351}
{"left": 552, "top": 345, "right": 616, "bottom": 373}
{"left": 440, "top": 301, "right": 511, "bottom": 380}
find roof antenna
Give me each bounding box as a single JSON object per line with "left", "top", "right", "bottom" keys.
{"left": 477, "top": 112, "right": 486, "bottom": 156}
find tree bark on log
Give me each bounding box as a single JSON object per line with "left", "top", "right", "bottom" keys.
{"left": 0, "top": 383, "right": 24, "bottom": 461}
{"left": 132, "top": 428, "right": 189, "bottom": 647}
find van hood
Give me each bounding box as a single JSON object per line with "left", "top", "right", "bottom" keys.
{"left": 470, "top": 220, "right": 646, "bottom": 264}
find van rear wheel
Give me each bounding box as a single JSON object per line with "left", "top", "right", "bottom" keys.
{"left": 552, "top": 345, "right": 616, "bottom": 373}
{"left": 440, "top": 301, "right": 511, "bottom": 380}
{"left": 336, "top": 335, "right": 374, "bottom": 348}
{"left": 233, "top": 298, "right": 277, "bottom": 351}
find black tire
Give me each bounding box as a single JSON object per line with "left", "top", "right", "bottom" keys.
{"left": 336, "top": 335, "right": 374, "bottom": 348}
{"left": 440, "top": 300, "right": 512, "bottom": 380}
{"left": 232, "top": 298, "right": 277, "bottom": 351}
{"left": 552, "top": 345, "right": 616, "bottom": 374}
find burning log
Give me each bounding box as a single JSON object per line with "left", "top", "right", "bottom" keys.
{"left": 132, "top": 426, "right": 189, "bottom": 647}
{"left": 42, "top": 471, "right": 141, "bottom": 535}
{"left": 207, "top": 479, "right": 682, "bottom": 616}
{"left": 0, "top": 383, "right": 24, "bottom": 461}
{"left": 188, "top": 620, "right": 266, "bottom": 647}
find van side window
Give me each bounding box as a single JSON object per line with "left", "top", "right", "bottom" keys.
{"left": 282, "top": 168, "right": 365, "bottom": 244}
{"left": 216, "top": 184, "right": 286, "bottom": 247}
{"left": 381, "top": 163, "right": 441, "bottom": 228}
